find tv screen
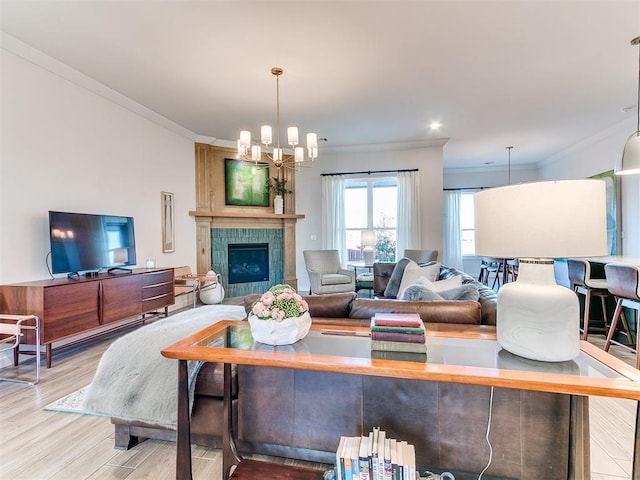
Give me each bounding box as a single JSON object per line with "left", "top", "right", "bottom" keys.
{"left": 49, "top": 211, "right": 137, "bottom": 275}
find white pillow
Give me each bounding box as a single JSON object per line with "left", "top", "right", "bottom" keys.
{"left": 430, "top": 275, "right": 463, "bottom": 292}
{"left": 397, "top": 261, "right": 441, "bottom": 298}
{"left": 399, "top": 274, "right": 463, "bottom": 299}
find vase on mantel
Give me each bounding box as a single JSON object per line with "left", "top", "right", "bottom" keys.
{"left": 274, "top": 195, "right": 284, "bottom": 214}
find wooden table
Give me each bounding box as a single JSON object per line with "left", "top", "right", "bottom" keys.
{"left": 161, "top": 322, "right": 640, "bottom": 480}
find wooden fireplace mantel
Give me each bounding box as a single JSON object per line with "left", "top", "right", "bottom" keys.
{"left": 192, "top": 144, "right": 304, "bottom": 289}
{"left": 189, "top": 211, "right": 305, "bottom": 220}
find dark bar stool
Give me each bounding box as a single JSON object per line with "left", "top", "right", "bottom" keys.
{"left": 603, "top": 263, "right": 638, "bottom": 369}
{"left": 567, "top": 259, "right": 613, "bottom": 341}
{"left": 479, "top": 257, "right": 501, "bottom": 290}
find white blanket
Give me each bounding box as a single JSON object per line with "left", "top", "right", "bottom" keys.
{"left": 82, "top": 305, "right": 246, "bottom": 427}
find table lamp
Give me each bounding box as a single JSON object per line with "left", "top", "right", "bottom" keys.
{"left": 474, "top": 180, "right": 607, "bottom": 362}
{"left": 361, "top": 230, "right": 376, "bottom": 265}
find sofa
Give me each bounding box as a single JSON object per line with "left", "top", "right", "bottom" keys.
{"left": 110, "top": 288, "right": 575, "bottom": 478}
{"left": 372, "top": 262, "right": 497, "bottom": 326}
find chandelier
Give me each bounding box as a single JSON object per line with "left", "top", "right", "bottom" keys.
{"left": 237, "top": 67, "right": 319, "bottom": 169}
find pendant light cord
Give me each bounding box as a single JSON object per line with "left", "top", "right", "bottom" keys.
{"left": 506, "top": 146, "right": 513, "bottom": 185}
{"left": 276, "top": 72, "right": 281, "bottom": 150}
{"left": 636, "top": 37, "right": 639, "bottom": 134}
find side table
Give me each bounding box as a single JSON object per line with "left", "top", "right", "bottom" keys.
{"left": 348, "top": 263, "right": 374, "bottom": 297}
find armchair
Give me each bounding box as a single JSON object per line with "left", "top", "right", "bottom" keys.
{"left": 403, "top": 249, "right": 438, "bottom": 263}
{"left": 303, "top": 250, "right": 355, "bottom": 295}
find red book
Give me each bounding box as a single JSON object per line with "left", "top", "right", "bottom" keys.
{"left": 371, "top": 331, "right": 425, "bottom": 343}
{"left": 373, "top": 313, "right": 423, "bottom": 328}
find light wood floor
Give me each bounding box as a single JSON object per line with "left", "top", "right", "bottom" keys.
{"left": 0, "top": 317, "right": 637, "bottom": 479}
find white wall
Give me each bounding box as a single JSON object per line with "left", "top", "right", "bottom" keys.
{"left": 0, "top": 41, "right": 197, "bottom": 284}
{"left": 294, "top": 144, "right": 444, "bottom": 292}
{"left": 443, "top": 165, "right": 538, "bottom": 190}
{"left": 538, "top": 119, "right": 639, "bottom": 257}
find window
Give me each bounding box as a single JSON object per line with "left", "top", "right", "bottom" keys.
{"left": 345, "top": 177, "right": 397, "bottom": 262}
{"left": 460, "top": 192, "right": 476, "bottom": 255}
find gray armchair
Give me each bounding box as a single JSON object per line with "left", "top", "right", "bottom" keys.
{"left": 303, "top": 250, "right": 355, "bottom": 295}
{"left": 403, "top": 249, "right": 438, "bottom": 264}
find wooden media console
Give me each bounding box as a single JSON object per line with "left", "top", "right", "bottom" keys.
{"left": 0, "top": 268, "right": 174, "bottom": 367}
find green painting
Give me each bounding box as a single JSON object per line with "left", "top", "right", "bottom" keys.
{"left": 224, "top": 159, "right": 269, "bottom": 207}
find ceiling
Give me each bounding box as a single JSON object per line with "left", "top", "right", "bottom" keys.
{"left": 1, "top": 0, "right": 639, "bottom": 169}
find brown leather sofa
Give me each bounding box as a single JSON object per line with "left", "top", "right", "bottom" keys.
{"left": 373, "top": 262, "right": 497, "bottom": 325}
{"left": 111, "top": 289, "right": 574, "bottom": 478}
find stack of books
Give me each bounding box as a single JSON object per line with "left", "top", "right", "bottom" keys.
{"left": 370, "top": 313, "right": 426, "bottom": 361}
{"left": 335, "top": 427, "right": 417, "bottom": 480}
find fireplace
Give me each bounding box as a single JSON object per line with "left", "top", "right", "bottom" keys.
{"left": 228, "top": 243, "right": 269, "bottom": 284}
{"left": 211, "top": 228, "right": 284, "bottom": 297}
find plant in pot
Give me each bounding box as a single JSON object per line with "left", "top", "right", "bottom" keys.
{"left": 248, "top": 284, "right": 311, "bottom": 345}
{"left": 265, "top": 176, "right": 292, "bottom": 214}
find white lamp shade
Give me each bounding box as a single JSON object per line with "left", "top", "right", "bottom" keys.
{"left": 474, "top": 179, "right": 607, "bottom": 259}
{"left": 251, "top": 145, "right": 261, "bottom": 161}
{"left": 616, "top": 132, "right": 640, "bottom": 175}
{"left": 287, "top": 127, "right": 299, "bottom": 145}
{"left": 239, "top": 130, "right": 251, "bottom": 147}
{"left": 307, "top": 132, "right": 318, "bottom": 149}
{"left": 261, "top": 125, "right": 272, "bottom": 145}
{"left": 361, "top": 230, "right": 376, "bottom": 247}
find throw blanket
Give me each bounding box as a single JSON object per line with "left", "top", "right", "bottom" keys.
{"left": 82, "top": 305, "right": 246, "bottom": 427}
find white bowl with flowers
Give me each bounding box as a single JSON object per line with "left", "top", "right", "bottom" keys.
{"left": 248, "top": 284, "right": 311, "bottom": 345}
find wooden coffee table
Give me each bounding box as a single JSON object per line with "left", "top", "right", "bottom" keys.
{"left": 161, "top": 321, "right": 640, "bottom": 480}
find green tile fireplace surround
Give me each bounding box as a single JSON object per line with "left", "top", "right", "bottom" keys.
{"left": 212, "top": 228, "right": 284, "bottom": 298}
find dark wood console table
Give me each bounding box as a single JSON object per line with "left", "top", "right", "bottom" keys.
{"left": 0, "top": 268, "right": 174, "bottom": 367}
{"left": 162, "top": 321, "right": 640, "bottom": 480}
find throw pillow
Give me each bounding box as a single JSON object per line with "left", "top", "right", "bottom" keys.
{"left": 429, "top": 275, "right": 463, "bottom": 292}
{"left": 399, "top": 284, "right": 444, "bottom": 301}
{"left": 383, "top": 257, "right": 412, "bottom": 298}
{"left": 397, "top": 261, "right": 441, "bottom": 299}
{"left": 438, "top": 284, "right": 480, "bottom": 301}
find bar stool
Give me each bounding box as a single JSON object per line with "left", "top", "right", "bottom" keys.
{"left": 567, "top": 259, "right": 613, "bottom": 341}
{"left": 479, "top": 257, "right": 501, "bottom": 290}
{"left": 603, "top": 263, "right": 638, "bottom": 369}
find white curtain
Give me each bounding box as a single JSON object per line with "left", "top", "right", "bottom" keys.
{"left": 396, "top": 170, "right": 421, "bottom": 258}
{"left": 321, "top": 175, "right": 347, "bottom": 264}
{"left": 443, "top": 190, "right": 464, "bottom": 271}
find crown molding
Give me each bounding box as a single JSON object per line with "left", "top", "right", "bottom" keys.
{"left": 537, "top": 117, "right": 635, "bottom": 169}
{"left": 1, "top": 32, "right": 198, "bottom": 142}
{"left": 320, "top": 138, "right": 450, "bottom": 154}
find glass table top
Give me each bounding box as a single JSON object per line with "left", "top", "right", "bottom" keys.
{"left": 200, "top": 323, "right": 630, "bottom": 382}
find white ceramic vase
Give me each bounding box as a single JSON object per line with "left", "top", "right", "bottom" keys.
{"left": 274, "top": 194, "right": 284, "bottom": 214}
{"left": 248, "top": 311, "right": 312, "bottom": 345}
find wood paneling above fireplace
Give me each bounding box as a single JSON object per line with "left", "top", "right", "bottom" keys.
{"left": 192, "top": 143, "right": 304, "bottom": 290}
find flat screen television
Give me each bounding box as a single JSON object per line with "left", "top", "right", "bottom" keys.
{"left": 49, "top": 211, "right": 137, "bottom": 275}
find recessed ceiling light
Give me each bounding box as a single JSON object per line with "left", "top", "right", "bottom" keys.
{"left": 429, "top": 121, "right": 442, "bottom": 130}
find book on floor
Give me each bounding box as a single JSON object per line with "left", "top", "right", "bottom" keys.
{"left": 334, "top": 429, "right": 417, "bottom": 480}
